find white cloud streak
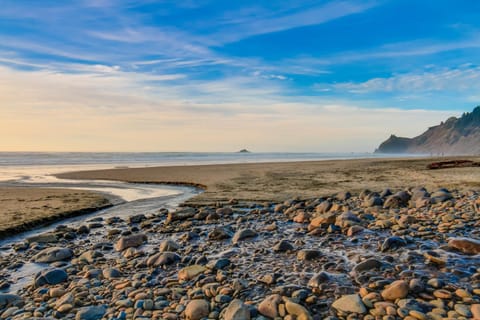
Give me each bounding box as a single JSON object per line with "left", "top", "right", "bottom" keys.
{"left": 328, "top": 65, "right": 480, "bottom": 93}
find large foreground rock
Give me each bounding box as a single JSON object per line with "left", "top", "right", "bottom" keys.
{"left": 75, "top": 305, "right": 107, "bottom": 320}
{"left": 185, "top": 299, "right": 209, "bottom": 320}
{"left": 332, "top": 294, "right": 366, "bottom": 314}
{"left": 381, "top": 280, "right": 409, "bottom": 300}
{"left": 448, "top": 237, "right": 480, "bottom": 254}
{"left": 35, "top": 268, "right": 68, "bottom": 287}
{"left": 224, "top": 299, "right": 251, "bottom": 320}
{"left": 258, "top": 294, "right": 282, "bottom": 318}
{"left": 0, "top": 294, "right": 23, "bottom": 308}
{"left": 32, "top": 247, "right": 73, "bottom": 263}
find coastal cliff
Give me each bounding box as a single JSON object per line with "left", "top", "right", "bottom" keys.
{"left": 376, "top": 106, "right": 480, "bottom": 155}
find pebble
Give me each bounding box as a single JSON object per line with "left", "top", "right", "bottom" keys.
{"left": 381, "top": 280, "right": 409, "bottom": 300}
{"left": 115, "top": 233, "right": 147, "bottom": 251}
{"left": 178, "top": 265, "right": 207, "bottom": 281}
{"left": 34, "top": 268, "right": 68, "bottom": 287}
{"left": 332, "top": 294, "right": 367, "bottom": 314}
{"left": 32, "top": 247, "right": 73, "bottom": 263}
{"left": 185, "top": 299, "right": 209, "bottom": 320}
{"left": 448, "top": 237, "right": 480, "bottom": 254}
{"left": 2, "top": 187, "right": 480, "bottom": 320}
{"left": 75, "top": 305, "right": 107, "bottom": 320}
{"left": 232, "top": 229, "right": 257, "bottom": 244}
{"left": 223, "top": 299, "right": 251, "bottom": 320}
{"left": 258, "top": 294, "right": 282, "bottom": 318}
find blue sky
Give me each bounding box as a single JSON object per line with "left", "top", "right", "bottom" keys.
{"left": 0, "top": 0, "right": 479, "bottom": 151}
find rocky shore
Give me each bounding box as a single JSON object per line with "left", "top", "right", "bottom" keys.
{"left": 1, "top": 186, "right": 480, "bottom": 320}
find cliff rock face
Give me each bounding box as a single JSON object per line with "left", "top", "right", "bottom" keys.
{"left": 376, "top": 106, "right": 480, "bottom": 155}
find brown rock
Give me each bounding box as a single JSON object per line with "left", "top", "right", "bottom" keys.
{"left": 293, "top": 211, "right": 310, "bottom": 223}
{"left": 185, "top": 299, "right": 209, "bottom": 320}
{"left": 178, "top": 265, "right": 207, "bottom": 281}
{"left": 284, "top": 298, "right": 313, "bottom": 320}
{"left": 347, "top": 225, "right": 364, "bottom": 236}
{"left": 224, "top": 299, "right": 250, "bottom": 320}
{"left": 381, "top": 280, "right": 409, "bottom": 300}
{"left": 308, "top": 213, "right": 336, "bottom": 230}
{"left": 448, "top": 237, "right": 480, "bottom": 254}
{"left": 115, "top": 234, "right": 147, "bottom": 251}
{"left": 332, "top": 294, "right": 367, "bottom": 314}
{"left": 258, "top": 294, "right": 282, "bottom": 318}
{"left": 471, "top": 304, "right": 480, "bottom": 319}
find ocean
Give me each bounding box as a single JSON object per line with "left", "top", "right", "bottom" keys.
{"left": 0, "top": 151, "right": 416, "bottom": 210}
{"left": 0, "top": 151, "right": 394, "bottom": 167}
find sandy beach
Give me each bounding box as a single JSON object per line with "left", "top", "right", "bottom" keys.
{"left": 57, "top": 156, "right": 480, "bottom": 204}
{"left": 0, "top": 187, "right": 111, "bottom": 238}
{"left": 1, "top": 157, "right": 480, "bottom": 319}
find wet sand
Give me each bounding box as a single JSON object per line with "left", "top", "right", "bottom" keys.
{"left": 58, "top": 156, "right": 480, "bottom": 205}
{"left": 0, "top": 187, "right": 111, "bottom": 238}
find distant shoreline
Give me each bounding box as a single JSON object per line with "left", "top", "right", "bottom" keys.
{"left": 57, "top": 155, "right": 480, "bottom": 205}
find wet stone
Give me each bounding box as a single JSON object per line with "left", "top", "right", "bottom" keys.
{"left": 232, "top": 229, "right": 257, "bottom": 244}
{"left": 297, "top": 249, "right": 322, "bottom": 261}
{"left": 75, "top": 305, "right": 107, "bottom": 320}
{"left": 332, "top": 294, "right": 367, "bottom": 314}
{"left": 273, "top": 240, "right": 294, "bottom": 252}
{"left": 32, "top": 247, "right": 73, "bottom": 263}
{"left": 34, "top": 268, "right": 68, "bottom": 287}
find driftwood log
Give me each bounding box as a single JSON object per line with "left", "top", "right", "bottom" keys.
{"left": 427, "top": 160, "right": 480, "bottom": 170}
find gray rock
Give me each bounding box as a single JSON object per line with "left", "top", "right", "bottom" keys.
{"left": 307, "top": 272, "right": 330, "bottom": 288}
{"left": 335, "top": 211, "right": 361, "bottom": 228}
{"left": 102, "top": 268, "right": 122, "bottom": 279}
{"left": 146, "top": 252, "right": 181, "bottom": 267}
{"left": 208, "top": 227, "right": 233, "bottom": 240}
{"left": 273, "top": 240, "right": 294, "bottom": 252}
{"left": 353, "top": 258, "right": 382, "bottom": 273}
{"left": 381, "top": 236, "right": 407, "bottom": 252}
{"left": 364, "top": 196, "right": 383, "bottom": 207}
{"left": 232, "top": 229, "right": 257, "bottom": 244}
{"left": 128, "top": 214, "right": 146, "bottom": 224}
{"left": 159, "top": 239, "right": 180, "bottom": 252}
{"left": 166, "top": 207, "right": 196, "bottom": 224}
{"left": 35, "top": 268, "right": 68, "bottom": 287}
{"left": 430, "top": 190, "right": 453, "bottom": 203}
{"left": 32, "top": 247, "right": 73, "bottom": 263}
{"left": 26, "top": 233, "right": 58, "bottom": 244}
{"left": 75, "top": 305, "right": 107, "bottom": 320}
{"left": 0, "top": 294, "right": 23, "bottom": 308}
{"left": 207, "top": 258, "right": 231, "bottom": 270}
{"left": 297, "top": 250, "right": 322, "bottom": 261}
{"left": 78, "top": 250, "right": 103, "bottom": 264}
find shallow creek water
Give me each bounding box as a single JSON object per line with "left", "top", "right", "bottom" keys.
{"left": 0, "top": 178, "right": 201, "bottom": 294}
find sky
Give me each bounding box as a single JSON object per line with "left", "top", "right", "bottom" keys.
{"left": 1, "top": 0, "right": 479, "bottom": 152}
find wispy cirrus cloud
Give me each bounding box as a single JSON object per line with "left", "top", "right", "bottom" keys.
{"left": 327, "top": 64, "right": 480, "bottom": 93}
{"left": 205, "top": 1, "right": 381, "bottom": 44}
